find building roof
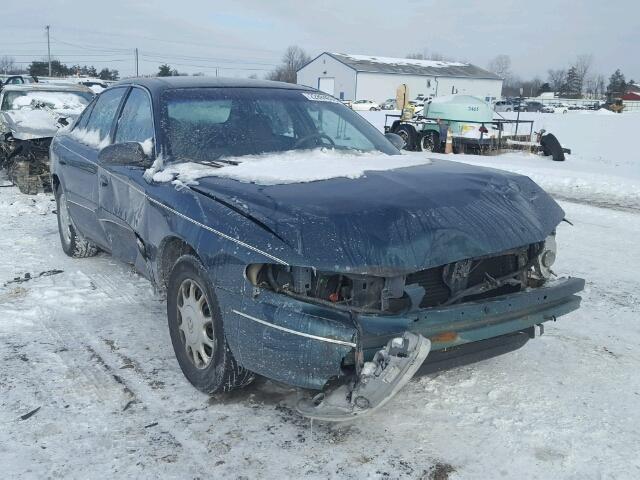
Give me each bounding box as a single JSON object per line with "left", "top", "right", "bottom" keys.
{"left": 311, "top": 53, "right": 502, "bottom": 80}
{"left": 622, "top": 91, "right": 640, "bottom": 101}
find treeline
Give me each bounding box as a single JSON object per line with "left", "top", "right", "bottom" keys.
{"left": 26, "top": 60, "right": 119, "bottom": 80}
{"left": 0, "top": 56, "right": 119, "bottom": 80}
{"left": 485, "top": 54, "right": 634, "bottom": 99}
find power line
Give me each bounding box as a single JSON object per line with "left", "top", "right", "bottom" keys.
{"left": 140, "top": 52, "right": 278, "bottom": 66}
{"left": 53, "top": 26, "right": 282, "bottom": 54}
{"left": 138, "top": 57, "right": 272, "bottom": 72}
{"left": 10, "top": 59, "right": 129, "bottom": 64}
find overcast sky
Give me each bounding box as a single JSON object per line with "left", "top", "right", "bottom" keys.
{"left": 2, "top": 0, "right": 639, "bottom": 81}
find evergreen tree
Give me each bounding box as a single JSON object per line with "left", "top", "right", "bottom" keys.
{"left": 607, "top": 69, "right": 627, "bottom": 96}
{"left": 98, "top": 68, "right": 119, "bottom": 81}
{"left": 157, "top": 64, "right": 173, "bottom": 77}
{"left": 563, "top": 66, "right": 582, "bottom": 98}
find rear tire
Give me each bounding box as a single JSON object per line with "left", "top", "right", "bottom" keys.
{"left": 419, "top": 131, "right": 440, "bottom": 153}
{"left": 55, "top": 185, "right": 99, "bottom": 258}
{"left": 167, "top": 254, "right": 254, "bottom": 394}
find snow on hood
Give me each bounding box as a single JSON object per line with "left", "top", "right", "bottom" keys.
{"left": 1, "top": 109, "right": 74, "bottom": 140}
{"left": 2, "top": 91, "right": 88, "bottom": 140}
{"left": 151, "top": 149, "right": 432, "bottom": 186}
{"left": 11, "top": 91, "right": 88, "bottom": 112}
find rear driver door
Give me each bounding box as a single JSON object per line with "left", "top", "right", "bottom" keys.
{"left": 58, "top": 87, "right": 127, "bottom": 249}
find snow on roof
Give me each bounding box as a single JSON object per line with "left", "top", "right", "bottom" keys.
{"left": 339, "top": 53, "right": 468, "bottom": 69}
{"left": 322, "top": 53, "right": 502, "bottom": 80}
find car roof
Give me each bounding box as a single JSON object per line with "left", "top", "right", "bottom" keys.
{"left": 112, "top": 76, "right": 315, "bottom": 96}
{"left": 1, "top": 83, "right": 93, "bottom": 93}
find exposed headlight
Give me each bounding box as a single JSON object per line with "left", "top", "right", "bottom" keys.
{"left": 246, "top": 264, "right": 409, "bottom": 313}
{"left": 534, "top": 234, "right": 557, "bottom": 279}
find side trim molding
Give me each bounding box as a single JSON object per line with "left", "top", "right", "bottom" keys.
{"left": 232, "top": 309, "right": 356, "bottom": 348}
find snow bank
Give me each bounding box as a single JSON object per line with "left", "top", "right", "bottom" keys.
{"left": 358, "top": 109, "right": 640, "bottom": 209}
{"left": 152, "top": 149, "right": 432, "bottom": 186}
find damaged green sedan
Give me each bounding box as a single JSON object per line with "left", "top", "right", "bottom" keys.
{"left": 49, "top": 77, "right": 584, "bottom": 422}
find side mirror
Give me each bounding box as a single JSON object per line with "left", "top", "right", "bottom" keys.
{"left": 98, "top": 142, "right": 152, "bottom": 167}
{"left": 385, "top": 132, "right": 406, "bottom": 150}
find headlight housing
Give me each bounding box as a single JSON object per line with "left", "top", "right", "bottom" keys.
{"left": 246, "top": 264, "right": 410, "bottom": 313}
{"left": 533, "top": 233, "right": 557, "bottom": 279}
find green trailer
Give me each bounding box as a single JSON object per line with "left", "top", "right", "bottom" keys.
{"left": 385, "top": 95, "right": 534, "bottom": 153}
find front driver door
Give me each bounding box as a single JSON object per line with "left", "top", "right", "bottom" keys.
{"left": 97, "top": 86, "right": 155, "bottom": 273}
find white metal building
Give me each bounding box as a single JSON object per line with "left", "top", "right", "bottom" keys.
{"left": 296, "top": 53, "right": 503, "bottom": 103}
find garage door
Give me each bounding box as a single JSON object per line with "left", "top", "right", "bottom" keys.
{"left": 318, "top": 77, "right": 335, "bottom": 96}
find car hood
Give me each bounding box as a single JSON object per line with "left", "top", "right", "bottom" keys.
{"left": 192, "top": 158, "right": 564, "bottom": 274}
{"left": 1, "top": 109, "right": 80, "bottom": 140}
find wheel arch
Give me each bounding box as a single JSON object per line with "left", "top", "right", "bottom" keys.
{"left": 157, "top": 235, "right": 202, "bottom": 288}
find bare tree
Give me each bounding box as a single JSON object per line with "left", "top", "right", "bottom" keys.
{"left": 574, "top": 54, "right": 592, "bottom": 89}
{"left": 406, "top": 50, "right": 459, "bottom": 62}
{"left": 595, "top": 74, "right": 606, "bottom": 98}
{"left": 584, "top": 74, "right": 597, "bottom": 98}
{"left": 267, "top": 45, "right": 310, "bottom": 84}
{"left": 0, "top": 56, "right": 16, "bottom": 74}
{"left": 547, "top": 69, "right": 566, "bottom": 92}
{"left": 487, "top": 55, "right": 512, "bottom": 81}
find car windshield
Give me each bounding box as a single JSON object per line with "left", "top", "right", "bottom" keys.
{"left": 1, "top": 90, "right": 93, "bottom": 111}
{"left": 161, "top": 87, "right": 397, "bottom": 163}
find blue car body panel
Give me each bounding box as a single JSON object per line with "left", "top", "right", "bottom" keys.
{"left": 50, "top": 78, "right": 583, "bottom": 391}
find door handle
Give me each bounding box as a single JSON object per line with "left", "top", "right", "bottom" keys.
{"left": 99, "top": 175, "right": 109, "bottom": 187}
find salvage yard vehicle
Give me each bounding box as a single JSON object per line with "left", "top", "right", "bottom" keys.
{"left": 0, "top": 84, "right": 94, "bottom": 193}
{"left": 50, "top": 77, "right": 584, "bottom": 421}
{"left": 493, "top": 100, "right": 514, "bottom": 112}
{"left": 380, "top": 98, "right": 397, "bottom": 110}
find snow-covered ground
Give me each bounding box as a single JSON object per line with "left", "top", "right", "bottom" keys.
{"left": 361, "top": 110, "right": 640, "bottom": 210}
{"left": 2, "top": 111, "right": 640, "bottom": 479}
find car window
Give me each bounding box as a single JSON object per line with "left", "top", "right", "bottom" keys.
{"left": 73, "top": 99, "right": 96, "bottom": 130}
{"left": 302, "top": 105, "right": 376, "bottom": 151}
{"left": 115, "top": 88, "right": 154, "bottom": 144}
{"left": 83, "top": 87, "right": 126, "bottom": 142}
{"left": 255, "top": 99, "right": 295, "bottom": 137}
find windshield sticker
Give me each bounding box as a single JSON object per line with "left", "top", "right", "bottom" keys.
{"left": 301, "top": 92, "right": 341, "bottom": 103}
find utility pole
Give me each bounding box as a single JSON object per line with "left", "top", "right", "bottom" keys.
{"left": 46, "top": 25, "right": 51, "bottom": 76}
{"left": 135, "top": 48, "right": 139, "bottom": 77}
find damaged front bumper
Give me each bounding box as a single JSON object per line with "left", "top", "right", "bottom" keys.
{"left": 221, "top": 276, "right": 584, "bottom": 421}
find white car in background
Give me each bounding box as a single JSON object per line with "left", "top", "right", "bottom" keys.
{"left": 351, "top": 99, "right": 380, "bottom": 111}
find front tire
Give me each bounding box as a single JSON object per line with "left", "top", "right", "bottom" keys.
{"left": 167, "top": 255, "right": 254, "bottom": 393}
{"left": 394, "top": 124, "right": 417, "bottom": 150}
{"left": 55, "top": 185, "right": 98, "bottom": 258}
